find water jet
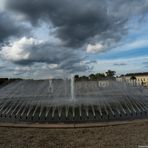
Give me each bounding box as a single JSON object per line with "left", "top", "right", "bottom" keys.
{"left": 0, "top": 79, "right": 147, "bottom": 124}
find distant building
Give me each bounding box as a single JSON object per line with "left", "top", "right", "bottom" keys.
{"left": 116, "top": 72, "right": 148, "bottom": 87}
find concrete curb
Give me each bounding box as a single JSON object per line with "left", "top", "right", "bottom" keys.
{"left": 0, "top": 119, "right": 148, "bottom": 129}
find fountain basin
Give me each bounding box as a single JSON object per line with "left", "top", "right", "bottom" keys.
{"left": 0, "top": 79, "right": 148, "bottom": 124}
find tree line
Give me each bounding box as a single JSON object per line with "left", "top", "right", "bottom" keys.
{"left": 0, "top": 78, "right": 22, "bottom": 86}
{"left": 74, "top": 70, "right": 116, "bottom": 81}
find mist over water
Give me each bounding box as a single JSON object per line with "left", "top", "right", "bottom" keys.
{"left": 0, "top": 79, "right": 147, "bottom": 106}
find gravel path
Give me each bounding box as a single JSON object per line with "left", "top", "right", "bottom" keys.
{"left": 0, "top": 120, "right": 148, "bottom": 148}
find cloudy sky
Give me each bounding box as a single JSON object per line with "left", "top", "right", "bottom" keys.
{"left": 0, "top": 0, "right": 148, "bottom": 79}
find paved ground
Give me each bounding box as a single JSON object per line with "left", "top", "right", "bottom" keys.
{"left": 0, "top": 120, "right": 148, "bottom": 148}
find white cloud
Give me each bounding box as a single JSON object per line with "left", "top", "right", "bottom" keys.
{"left": 41, "top": 64, "right": 55, "bottom": 71}
{"left": 15, "top": 66, "right": 31, "bottom": 71}
{"left": 0, "top": 37, "right": 43, "bottom": 61}
{"left": 0, "top": 37, "right": 88, "bottom": 76}
{"left": 86, "top": 43, "right": 104, "bottom": 53}
{"left": 48, "top": 64, "right": 58, "bottom": 69}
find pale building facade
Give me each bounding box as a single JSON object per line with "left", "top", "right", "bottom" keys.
{"left": 116, "top": 73, "right": 148, "bottom": 87}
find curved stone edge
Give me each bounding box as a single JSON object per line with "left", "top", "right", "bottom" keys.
{"left": 0, "top": 119, "right": 148, "bottom": 129}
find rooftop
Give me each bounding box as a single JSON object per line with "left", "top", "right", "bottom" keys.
{"left": 120, "top": 72, "right": 148, "bottom": 77}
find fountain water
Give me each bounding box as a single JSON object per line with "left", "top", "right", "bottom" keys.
{"left": 70, "top": 75, "right": 75, "bottom": 102}
{"left": 0, "top": 79, "right": 147, "bottom": 123}
{"left": 49, "top": 79, "right": 53, "bottom": 94}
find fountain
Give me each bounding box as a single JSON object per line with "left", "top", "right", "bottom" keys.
{"left": 70, "top": 75, "right": 75, "bottom": 102}
{"left": 0, "top": 78, "right": 148, "bottom": 123}
{"left": 49, "top": 79, "right": 53, "bottom": 95}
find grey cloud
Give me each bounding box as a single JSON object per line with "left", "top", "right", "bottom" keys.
{"left": 5, "top": 0, "right": 148, "bottom": 48}
{"left": 59, "top": 56, "right": 89, "bottom": 73}
{"left": 1, "top": 0, "right": 148, "bottom": 77}
{"left": 113, "top": 63, "right": 127, "bottom": 66}
{"left": 143, "top": 62, "right": 148, "bottom": 68}
{"left": 85, "top": 60, "right": 97, "bottom": 65}
{"left": 143, "top": 62, "right": 148, "bottom": 65}
{"left": 0, "top": 12, "right": 29, "bottom": 43}
{"left": 3, "top": 41, "right": 88, "bottom": 74}
{"left": 108, "top": 0, "right": 148, "bottom": 18}
{"left": 0, "top": 65, "right": 5, "bottom": 69}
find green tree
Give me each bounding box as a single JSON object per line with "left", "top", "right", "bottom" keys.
{"left": 89, "top": 74, "right": 96, "bottom": 81}
{"left": 95, "top": 73, "right": 105, "bottom": 80}
{"left": 130, "top": 76, "right": 136, "bottom": 80}
{"left": 130, "top": 76, "right": 137, "bottom": 86}
{"left": 80, "top": 76, "right": 89, "bottom": 81}
{"left": 74, "top": 75, "right": 79, "bottom": 81}
{"left": 106, "top": 70, "right": 116, "bottom": 78}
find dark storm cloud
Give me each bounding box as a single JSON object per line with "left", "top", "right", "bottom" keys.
{"left": 4, "top": 40, "right": 88, "bottom": 73}
{"left": 2, "top": 0, "right": 148, "bottom": 76}
{"left": 0, "top": 12, "right": 29, "bottom": 43}
{"left": 6, "top": 0, "right": 148, "bottom": 48}
{"left": 4, "top": 0, "right": 148, "bottom": 48}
